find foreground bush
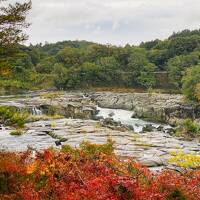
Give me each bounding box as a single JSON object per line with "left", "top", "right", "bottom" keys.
{"left": 0, "top": 141, "right": 199, "bottom": 200}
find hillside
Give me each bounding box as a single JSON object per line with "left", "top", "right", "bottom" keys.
{"left": 1, "top": 29, "right": 200, "bottom": 100}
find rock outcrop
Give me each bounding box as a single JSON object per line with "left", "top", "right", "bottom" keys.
{"left": 89, "top": 92, "right": 200, "bottom": 125}
{"left": 0, "top": 93, "right": 97, "bottom": 120}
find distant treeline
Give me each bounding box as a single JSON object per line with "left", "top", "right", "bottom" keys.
{"left": 1, "top": 29, "right": 200, "bottom": 100}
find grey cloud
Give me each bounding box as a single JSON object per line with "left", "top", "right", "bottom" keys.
{"left": 18, "top": 0, "right": 200, "bottom": 45}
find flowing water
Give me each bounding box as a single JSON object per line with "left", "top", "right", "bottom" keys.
{"left": 31, "top": 106, "right": 43, "bottom": 115}
{"left": 96, "top": 107, "right": 171, "bottom": 133}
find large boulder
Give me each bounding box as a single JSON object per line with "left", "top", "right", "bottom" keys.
{"left": 101, "top": 118, "right": 134, "bottom": 132}
{"left": 142, "top": 124, "right": 155, "bottom": 132}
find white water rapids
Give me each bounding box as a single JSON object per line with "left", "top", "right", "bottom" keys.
{"left": 96, "top": 106, "right": 171, "bottom": 133}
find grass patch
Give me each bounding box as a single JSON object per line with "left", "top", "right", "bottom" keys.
{"left": 61, "top": 139, "right": 114, "bottom": 158}
{"left": 10, "top": 129, "right": 24, "bottom": 136}
{"left": 40, "top": 91, "right": 64, "bottom": 100}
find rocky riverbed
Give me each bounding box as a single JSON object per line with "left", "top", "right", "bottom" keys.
{"left": 0, "top": 91, "right": 199, "bottom": 169}
{"left": 89, "top": 92, "right": 200, "bottom": 125}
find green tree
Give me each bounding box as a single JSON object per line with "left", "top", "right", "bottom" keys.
{"left": 148, "top": 49, "right": 169, "bottom": 69}
{"left": 167, "top": 53, "right": 199, "bottom": 89}
{"left": 0, "top": 0, "right": 31, "bottom": 45}
{"left": 86, "top": 44, "right": 115, "bottom": 62}
{"left": 127, "top": 48, "right": 148, "bottom": 72}
{"left": 52, "top": 63, "right": 69, "bottom": 89}
{"left": 168, "top": 35, "right": 200, "bottom": 57}
{"left": 97, "top": 56, "right": 120, "bottom": 70}
{"left": 56, "top": 47, "right": 84, "bottom": 67}
{"left": 128, "top": 48, "right": 156, "bottom": 87}
{"left": 138, "top": 64, "right": 156, "bottom": 88}
{"left": 36, "top": 57, "right": 56, "bottom": 73}
{"left": 182, "top": 65, "right": 200, "bottom": 100}
{"left": 140, "top": 39, "right": 161, "bottom": 50}
{"left": 80, "top": 62, "right": 101, "bottom": 87}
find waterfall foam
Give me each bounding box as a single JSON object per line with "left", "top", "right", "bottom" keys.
{"left": 31, "top": 106, "right": 42, "bottom": 115}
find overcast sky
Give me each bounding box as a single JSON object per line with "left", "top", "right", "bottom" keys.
{"left": 19, "top": 0, "right": 200, "bottom": 45}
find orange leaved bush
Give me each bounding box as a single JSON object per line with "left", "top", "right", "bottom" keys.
{"left": 0, "top": 141, "right": 199, "bottom": 200}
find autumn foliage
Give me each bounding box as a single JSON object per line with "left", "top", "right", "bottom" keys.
{"left": 0, "top": 141, "right": 199, "bottom": 200}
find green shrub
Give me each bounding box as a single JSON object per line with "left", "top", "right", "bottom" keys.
{"left": 47, "top": 106, "right": 58, "bottom": 116}
{"left": 167, "top": 189, "right": 186, "bottom": 200}
{"left": 0, "top": 106, "right": 27, "bottom": 128}
{"left": 175, "top": 119, "right": 200, "bottom": 138}
{"left": 61, "top": 139, "right": 114, "bottom": 159}
{"left": 183, "top": 119, "right": 199, "bottom": 133}
{"left": 79, "top": 139, "right": 114, "bottom": 157}
{"left": 10, "top": 129, "right": 23, "bottom": 136}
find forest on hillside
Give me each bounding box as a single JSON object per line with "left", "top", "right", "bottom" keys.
{"left": 1, "top": 29, "right": 200, "bottom": 101}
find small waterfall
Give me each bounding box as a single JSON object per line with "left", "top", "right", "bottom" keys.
{"left": 82, "top": 93, "right": 89, "bottom": 99}
{"left": 31, "top": 106, "right": 43, "bottom": 115}
{"left": 0, "top": 124, "right": 6, "bottom": 131}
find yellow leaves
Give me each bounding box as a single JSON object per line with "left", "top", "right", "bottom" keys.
{"left": 0, "top": 63, "right": 13, "bottom": 78}
{"left": 40, "top": 153, "right": 56, "bottom": 176}
{"left": 169, "top": 151, "right": 200, "bottom": 169}
{"left": 50, "top": 163, "right": 55, "bottom": 169}
{"left": 40, "top": 171, "right": 45, "bottom": 176}
{"left": 26, "top": 161, "right": 37, "bottom": 175}
{"left": 25, "top": 150, "right": 56, "bottom": 176}
{"left": 39, "top": 163, "right": 54, "bottom": 176}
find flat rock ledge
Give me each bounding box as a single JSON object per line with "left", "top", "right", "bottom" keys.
{"left": 1, "top": 118, "right": 199, "bottom": 168}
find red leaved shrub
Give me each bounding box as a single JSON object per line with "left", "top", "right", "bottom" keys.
{"left": 0, "top": 141, "right": 199, "bottom": 200}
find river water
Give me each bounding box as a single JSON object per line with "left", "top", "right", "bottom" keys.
{"left": 96, "top": 107, "right": 171, "bottom": 133}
